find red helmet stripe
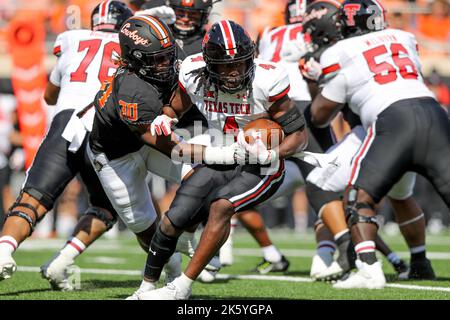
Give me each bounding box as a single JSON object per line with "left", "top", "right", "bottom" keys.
{"left": 219, "top": 20, "right": 237, "bottom": 56}
{"left": 99, "top": 0, "right": 111, "bottom": 24}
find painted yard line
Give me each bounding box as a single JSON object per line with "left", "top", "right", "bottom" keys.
{"left": 16, "top": 266, "right": 450, "bottom": 293}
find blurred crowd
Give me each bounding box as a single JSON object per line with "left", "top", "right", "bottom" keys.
{"left": 0, "top": 0, "right": 449, "bottom": 238}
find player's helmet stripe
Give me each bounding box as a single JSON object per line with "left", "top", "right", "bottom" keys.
{"left": 134, "top": 16, "right": 170, "bottom": 46}
{"left": 99, "top": 0, "right": 111, "bottom": 24}
{"left": 219, "top": 20, "right": 237, "bottom": 56}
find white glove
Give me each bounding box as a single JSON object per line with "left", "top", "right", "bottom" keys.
{"left": 280, "top": 39, "right": 308, "bottom": 62}
{"left": 135, "top": 6, "right": 176, "bottom": 25}
{"left": 204, "top": 143, "right": 245, "bottom": 165}
{"left": 291, "top": 150, "right": 339, "bottom": 168}
{"left": 150, "top": 115, "right": 178, "bottom": 136}
{"left": 299, "top": 57, "right": 322, "bottom": 81}
{"left": 237, "top": 131, "right": 277, "bottom": 165}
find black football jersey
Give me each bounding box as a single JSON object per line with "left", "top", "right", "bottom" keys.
{"left": 90, "top": 67, "right": 171, "bottom": 160}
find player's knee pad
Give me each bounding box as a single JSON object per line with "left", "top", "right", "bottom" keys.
{"left": 345, "top": 187, "right": 379, "bottom": 229}
{"left": 4, "top": 192, "right": 41, "bottom": 236}
{"left": 84, "top": 207, "right": 117, "bottom": 231}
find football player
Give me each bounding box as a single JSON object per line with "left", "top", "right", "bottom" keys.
{"left": 299, "top": 0, "right": 416, "bottom": 281}
{"left": 0, "top": 1, "right": 134, "bottom": 286}
{"left": 129, "top": 19, "right": 308, "bottom": 300}
{"left": 309, "top": 0, "right": 448, "bottom": 288}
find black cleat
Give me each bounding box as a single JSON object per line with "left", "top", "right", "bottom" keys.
{"left": 407, "top": 258, "right": 436, "bottom": 280}
{"left": 252, "top": 255, "right": 290, "bottom": 274}
{"left": 392, "top": 259, "right": 409, "bottom": 279}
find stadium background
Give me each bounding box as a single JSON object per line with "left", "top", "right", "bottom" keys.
{"left": 0, "top": 0, "right": 449, "bottom": 239}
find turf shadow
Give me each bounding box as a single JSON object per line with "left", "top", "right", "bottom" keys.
{"left": 0, "top": 288, "right": 52, "bottom": 297}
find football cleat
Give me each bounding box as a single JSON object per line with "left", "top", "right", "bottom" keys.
{"left": 403, "top": 258, "right": 436, "bottom": 280}
{"left": 163, "top": 252, "right": 182, "bottom": 284}
{"left": 136, "top": 281, "right": 192, "bottom": 300}
{"left": 125, "top": 281, "right": 156, "bottom": 300}
{"left": 40, "top": 253, "right": 76, "bottom": 291}
{"left": 0, "top": 254, "right": 17, "bottom": 281}
{"left": 252, "top": 255, "right": 290, "bottom": 274}
{"left": 333, "top": 260, "right": 386, "bottom": 289}
{"left": 310, "top": 251, "right": 334, "bottom": 280}
{"left": 392, "top": 259, "right": 409, "bottom": 279}
{"left": 313, "top": 261, "right": 346, "bottom": 281}
{"left": 198, "top": 269, "right": 218, "bottom": 283}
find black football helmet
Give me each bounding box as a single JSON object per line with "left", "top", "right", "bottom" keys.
{"left": 284, "top": 0, "right": 308, "bottom": 25}
{"left": 168, "top": 0, "right": 213, "bottom": 38}
{"left": 91, "top": 1, "right": 133, "bottom": 32}
{"left": 203, "top": 20, "right": 256, "bottom": 94}
{"left": 339, "top": 0, "right": 387, "bottom": 38}
{"left": 119, "top": 15, "right": 177, "bottom": 84}
{"left": 302, "top": 0, "right": 342, "bottom": 51}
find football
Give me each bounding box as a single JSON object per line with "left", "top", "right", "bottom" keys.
{"left": 243, "top": 118, "right": 285, "bottom": 150}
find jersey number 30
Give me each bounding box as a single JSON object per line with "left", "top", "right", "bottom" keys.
{"left": 70, "top": 39, "right": 119, "bottom": 84}
{"left": 363, "top": 43, "right": 418, "bottom": 85}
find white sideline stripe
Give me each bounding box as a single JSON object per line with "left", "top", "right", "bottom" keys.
{"left": 17, "top": 266, "right": 450, "bottom": 293}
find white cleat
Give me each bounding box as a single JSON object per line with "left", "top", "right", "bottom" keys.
{"left": 310, "top": 251, "right": 334, "bottom": 280}
{"left": 333, "top": 260, "right": 386, "bottom": 289}
{"left": 0, "top": 254, "right": 17, "bottom": 281}
{"left": 126, "top": 281, "right": 156, "bottom": 300}
{"left": 164, "top": 252, "right": 182, "bottom": 284}
{"left": 137, "top": 281, "right": 191, "bottom": 300}
{"left": 40, "top": 253, "right": 76, "bottom": 291}
{"left": 219, "top": 236, "right": 233, "bottom": 266}
{"left": 313, "top": 261, "right": 345, "bottom": 281}
{"left": 198, "top": 269, "right": 217, "bottom": 283}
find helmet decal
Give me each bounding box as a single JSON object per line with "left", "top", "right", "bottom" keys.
{"left": 343, "top": 3, "right": 361, "bottom": 26}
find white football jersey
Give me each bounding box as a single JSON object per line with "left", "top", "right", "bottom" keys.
{"left": 179, "top": 53, "right": 290, "bottom": 147}
{"left": 258, "top": 23, "right": 311, "bottom": 102}
{"left": 320, "top": 28, "right": 434, "bottom": 129}
{"left": 49, "top": 29, "right": 120, "bottom": 116}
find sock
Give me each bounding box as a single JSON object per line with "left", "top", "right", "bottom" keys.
{"left": 316, "top": 240, "right": 336, "bottom": 255}
{"left": 262, "top": 245, "right": 282, "bottom": 263}
{"left": 387, "top": 252, "right": 401, "bottom": 265}
{"left": 230, "top": 218, "right": 237, "bottom": 235}
{"left": 60, "top": 237, "right": 86, "bottom": 260}
{"left": 0, "top": 236, "right": 18, "bottom": 255}
{"left": 173, "top": 272, "right": 194, "bottom": 290}
{"left": 355, "top": 241, "right": 377, "bottom": 265}
{"left": 410, "top": 245, "right": 426, "bottom": 261}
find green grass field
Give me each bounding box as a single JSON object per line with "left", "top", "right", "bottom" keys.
{"left": 1, "top": 230, "right": 450, "bottom": 300}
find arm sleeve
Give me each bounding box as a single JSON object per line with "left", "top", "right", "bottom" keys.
{"left": 320, "top": 45, "right": 341, "bottom": 82}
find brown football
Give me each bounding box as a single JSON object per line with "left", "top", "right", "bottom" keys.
{"left": 243, "top": 118, "right": 284, "bottom": 150}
